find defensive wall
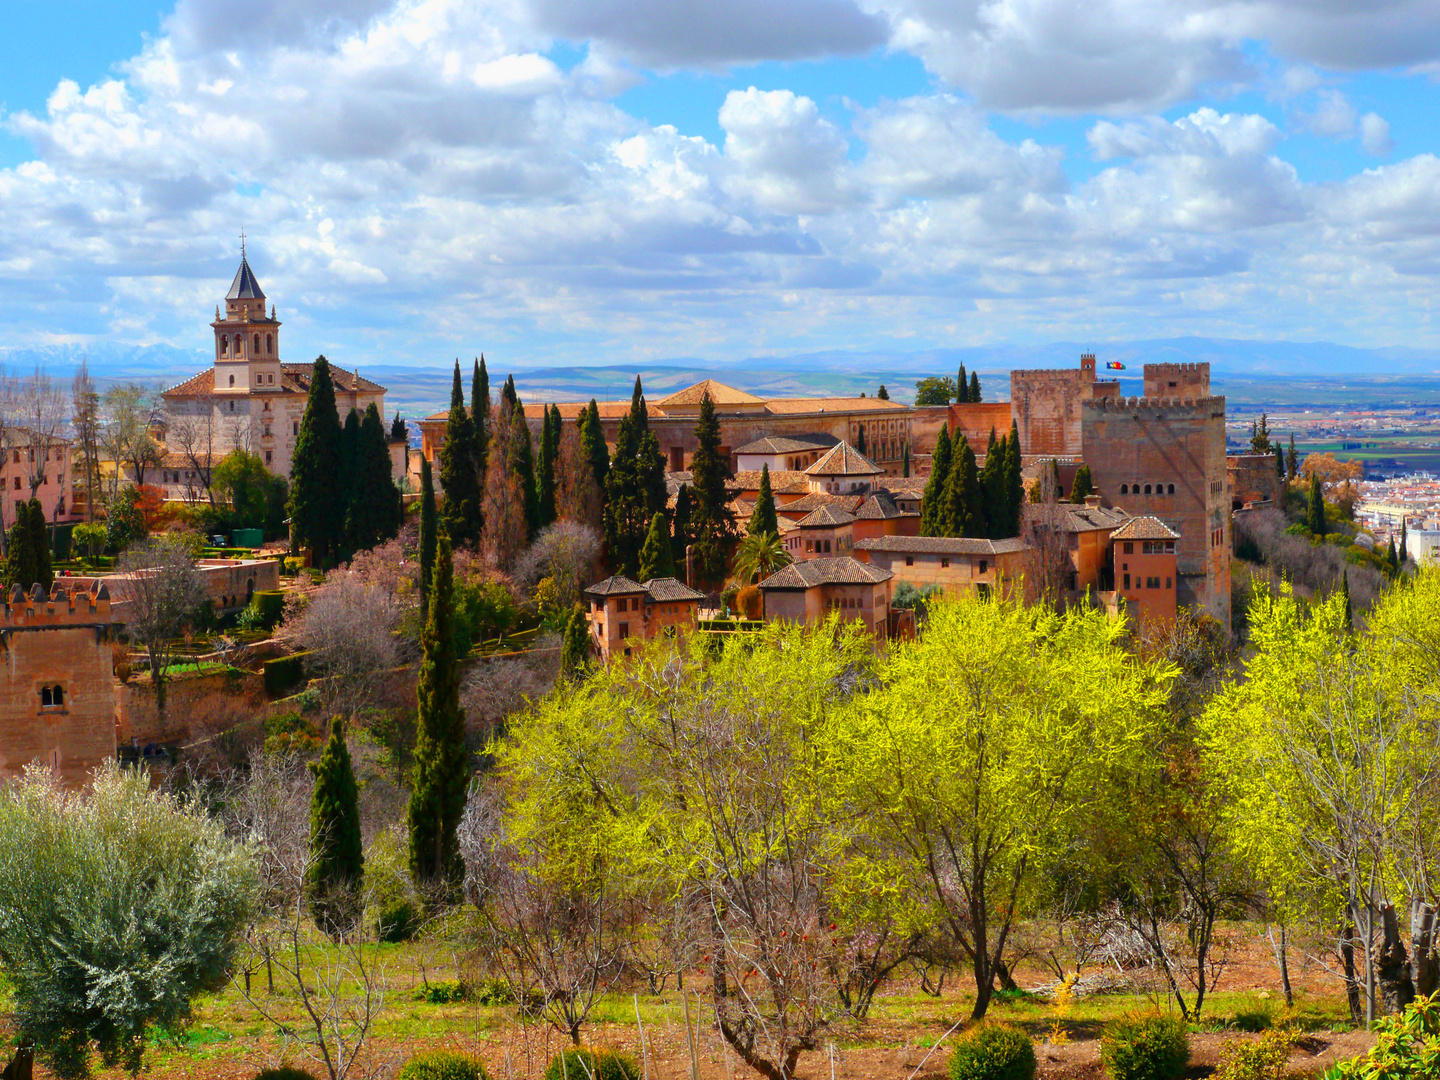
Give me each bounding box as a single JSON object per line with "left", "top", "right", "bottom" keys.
{"left": 1081, "top": 395, "right": 1230, "bottom": 627}
{"left": 1144, "top": 362, "right": 1210, "bottom": 399}
{"left": 1010, "top": 364, "right": 1120, "bottom": 458}
{"left": 1228, "top": 453, "right": 1282, "bottom": 509}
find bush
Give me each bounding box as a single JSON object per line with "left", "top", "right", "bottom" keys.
{"left": 283, "top": 557, "right": 304, "bottom": 576}
{"left": 263, "top": 651, "right": 311, "bottom": 698}
{"left": 1100, "top": 1013, "right": 1189, "bottom": 1080}
{"left": 414, "top": 979, "right": 469, "bottom": 1003}
{"left": 256, "top": 1068, "right": 322, "bottom": 1080}
{"left": 379, "top": 897, "right": 424, "bottom": 943}
{"left": 949, "top": 1023, "right": 1036, "bottom": 1080}
{"left": 398, "top": 1050, "right": 490, "bottom": 1080}
{"left": 1215, "top": 1028, "right": 1297, "bottom": 1080}
{"left": 542, "top": 1049, "right": 641, "bottom": 1080}
{"left": 1324, "top": 994, "right": 1440, "bottom": 1079}
{"left": 250, "top": 590, "right": 286, "bottom": 631}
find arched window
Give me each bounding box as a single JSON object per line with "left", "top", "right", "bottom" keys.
{"left": 254, "top": 334, "right": 261, "bottom": 353}
{"left": 1120, "top": 484, "right": 1128, "bottom": 494}
{"left": 266, "top": 334, "right": 273, "bottom": 353}
{"left": 1155, "top": 481, "right": 1163, "bottom": 492}
{"left": 228, "top": 375, "right": 235, "bottom": 386}
{"left": 40, "top": 687, "right": 51, "bottom": 707}
{"left": 220, "top": 335, "right": 228, "bottom": 356}
{"left": 1143, "top": 484, "right": 1152, "bottom": 494}
{"left": 1167, "top": 483, "right": 1175, "bottom": 494}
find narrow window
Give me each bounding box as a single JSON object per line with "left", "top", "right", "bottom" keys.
{"left": 53, "top": 686, "right": 63, "bottom": 707}
{"left": 40, "top": 687, "right": 52, "bottom": 707}
{"left": 254, "top": 334, "right": 261, "bottom": 353}
{"left": 941, "top": 557, "right": 950, "bottom": 569}
{"left": 1124, "top": 542, "right": 1133, "bottom": 554}
{"left": 905, "top": 556, "right": 914, "bottom": 566}
{"left": 1143, "top": 484, "right": 1152, "bottom": 494}
{"left": 1167, "top": 483, "right": 1175, "bottom": 494}
{"left": 979, "top": 560, "right": 988, "bottom": 574}
{"left": 229, "top": 375, "right": 235, "bottom": 386}
{"left": 266, "top": 334, "right": 273, "bottom": 352}
{"left": 1123, "top": 573, "right": 1131, "bottom": 590}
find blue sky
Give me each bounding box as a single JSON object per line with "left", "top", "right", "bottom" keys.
{"left": 3, "top": 0, "right": 1440, "bottom": 372}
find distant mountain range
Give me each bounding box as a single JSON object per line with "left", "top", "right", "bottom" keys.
{"left": 8, "top": 337, "right": 1440, "bottom": 420}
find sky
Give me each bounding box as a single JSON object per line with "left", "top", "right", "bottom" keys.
{"left": 4, "top": 0, "right": 1440, "bottom": 372}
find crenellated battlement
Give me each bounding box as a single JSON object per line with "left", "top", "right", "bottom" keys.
{"left": 1144, "top": 362, "right": 1208, "bottom": 375}
{"left": 1082, "top": 395, "right": 1225, "bottom": 415}
{"left": 0, "top": 582, "right": 113, "bottom": 627}
{"left": 1143, "top": 361, "right": 1210, "bottom": 397}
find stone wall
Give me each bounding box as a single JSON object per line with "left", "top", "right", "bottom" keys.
{"left": 117, "top": 667, "right": 266, "bottom": 746}
{"left": 1228, "top": 453, "right": 1281, "bottom": 508}
{"left": 1010, "top": 369, "right": 1119, "bottom": 457}
{"left": 1081, "top": 395, "right": 1230, "bottom": 626}
{"left": 1143, "top": 362, "right": 1210, "bottom": 399}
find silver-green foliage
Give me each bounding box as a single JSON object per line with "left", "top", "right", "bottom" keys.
{"left": 0, "top": 763, "right": 257, "bottom": 1078}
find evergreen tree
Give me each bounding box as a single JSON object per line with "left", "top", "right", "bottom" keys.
{"left": 941, "top": 439, "right": 983, "bottom": 538}
{"left": 560, "top": 604, "right": 590, "bottom": 677}
{"left": 419, "top": 456, "right": 437, "bottom": 624}
{"left": 671, "top": 483, "right": 693, "bottom": 570}
{"left": 637, "top": 512, "right": 676, "bottom": 581}
{"left": 471, "top": 357, "right": 490, "bottom": 520}
{"left": 1286, "top": 434, "right": 1298, "bottom": 481}
{"left": 748, "top": 464, "right": 779, "bottom": 537}
{"left": 438, "top": 361, "right": 481, "bottom": 546}
{"left": 1250, "top": 413, "right": 1272, "bottom": 453}
{"left": 978, "top": 428, "right": 1005, "bottom": 537}
{"left": 629, "top": 376, "right": 647, "bottom": 431}
{"left": 27, "top": 499, "right": 52, "bottom": 592}
{"left": 1274, "top": 442, "right": 1286, "bottom": 479}
{"left": 502, "top": 374, "right": 518, "bottom": 410}
{"left": 4, "top": 501, "right": 35, "bottom": 592}
{"left": 856, "top": 425, "right": 867, "bottom": 454}
{"left": 903, "top": 443, "right": 910, "bottom": 478}
{"left": 1004, "top": 420, "right": 1023, "bottom": 536}
{"left": 1070, "top": 464, "right": 1095, "bottom": 503}
{"left": 346, "top": 404, "right": 400, "bottom": 553}
{"left": 390, "top": 413, "right": 407, "bottom": 442}
{"left": 877, "top": 385, "right": 889, "bottom": 400}
{"left": 580, "top": 400, "right": 609, "bottom": 494}
{"left": 536, "top": 402, "right": 558, "bottom": 529}
{"left": 1387, "top": 535, "right": 1399, "bottom": 576}
{"left": 339, "top": 407, "right": 362, "bottom": 537}
{"left": 957, "top": 364, "right": 969, "bottom": 404}
{"left": 605, "top": 380, "right": 666, "bottom": 576}
{"left": 920, "top": 426, "right": 953, "bottom": 536}
{"left": 306, "top": 717, "right": 364, "bottom": 936}
{"left": 508, "top": 401, "right": 540, "bottom": 539}
{"left": 687, "top": 392, "right": 736, "bottom": 584}
{"left": 407, "top": 532, "right": 468, "bottom": 895}
{"left": 969, "top": 371, "right": 981, "bottom": 403}
{"left": 1401, "top": 520, "right": 1409, "bottom": 566}
{"left": 1307, "top": 474, "right": 1326, "bottom": 536}
{"left": 289, "top": 355, "right": 345, "bottom": 566}
{"left": 1342, "top": 569, "right": 1353, "bottom": 629}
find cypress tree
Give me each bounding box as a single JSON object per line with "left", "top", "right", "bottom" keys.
{"left": 407, "top": 532, "right": 468, "bottom": 895}
{"left": 969, "top": 371, "right": 981, "bottom": 403}
{"left": 4, "top": 501, "right": 34, "bottom": 591}
{"left": 687, "top": 392, "right": 736, "bottom": 585}
{"left": 748, "top": 464, "right": 778, "bottom": 537}
{"left": 419, "top": 456, "right": 437, "bottom": 624}
{"left": 1004, "top": 420, "right": 1023, "bottom": 535}
{"left": 978, "top": 428, "right": 1004, "bottom": 537}
{"left": 390, "top": 412, "right": 407, "bottom": 442}
{"left": 439, "top": 361, "right": 481, "bottom": 546}
{"left": 1342, "top": 569, "right": 1353, "bottom": 629}
{"left": 339, "top": 407, "right": 361, "bottom": 535}
{"left": 561, "top": 604, "right": 590, "bottom": 676}
{"left": 1274, "top": 443, "right": 1285, "bottom": 480}
{"left": 629, "top": 376, "right": 647, "bottom": 431}
{"left": 920, "top": 426, "right": 953, "bottom": 536}
{"left": 671, "top": 483, "right": 693, "bottom": 570}
{"left": 1401, "top": 521, "right": 1409, "bottom": 566}
{"left": 27, "top": 499, "right": 52, "bottom": 592}
{"left": 536, "top": 402, "right": 558, "bottom": 529}
{"left": 501, "top": 374, "right": 518, "bottom": 410}
{"left": 1307, "top": 474, "right": 1326, "bottom": 536}
{"left": 877, "top": 385, "right": 889, "bottom": 400}
{"left": 289, "top": 355, "right": 344, "bottom": 566}
{"left": 903, "top": 443, "right": 910, "bottom": 478}
{"left": 306, "top": 717, "right": 364, "bottom": 937}
{"left": 957, "top": 364, "right": 969, "bottom": 404}
{"left": 1070, "top": 464, "right": 1095, "bottom": 504}
{"left": 605, "top": 380, "right": 666, "bottom": 576}
{"left": 1387, "top": 535, "right": 1399, "bottom": 576}
{"left": 580, "top": 400, "right": 609, "bottom": 494}
{"left": 637, "top": 512, "right": 676, "bottom": 581}
{"left": 346, "top": 404, "right": 399, "bottom": 553}
{"left": 856, "top": 425, "right": 867, "bottom": 454}
{"left": 509, "top": 401, "right": 540, "bottom": 539}
{"left": 1287, "top": 434, "right": 1298, "bottom": 481}
{"left": 942, "top": 439, "right": 982, "bottom": 538}
{"left": 471, "top": 357, "right": 490, "bottom": 532}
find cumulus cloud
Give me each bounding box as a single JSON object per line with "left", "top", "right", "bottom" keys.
{"left": 719, "top": 89, "right": 854, "bottom": 214}
{"left": 1361, "top": 112, "right": 1394, "bottom": 155}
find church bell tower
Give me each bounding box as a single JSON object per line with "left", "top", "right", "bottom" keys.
{"left": 212, "top": 235, "right": 282, "bottom": 395}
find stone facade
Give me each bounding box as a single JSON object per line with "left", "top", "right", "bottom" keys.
{"left": 584, "top": 575, "right": 706, "bottom": 662}
{"left": 1010, "top": 354, "right": 1121, "bottom": 457}
{"left": 0, "top": 583, "right": 119, "bottom": 787}
{"left": 1228, "top": 453, "right": 1282, "bottom": 508}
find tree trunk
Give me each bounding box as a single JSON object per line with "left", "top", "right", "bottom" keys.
{"left": 1410, "top": 901, "right": 1439, "bottom": 999}
{"left": 1268, "top": 924, "right": 1294, "bottom": 1007}
{"left": 0, "top": 1047, "right": 33, "bottom": 1080}
{"left": 1376, "top": 901, "right": 1415, "bottom": 1015}
{"left": 1340, "top": 919, "right": 1363, "bottom": 1025}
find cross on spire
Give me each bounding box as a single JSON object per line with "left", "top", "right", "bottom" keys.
{"left": 240, "top": 226, "right": 247, "bottom": 257}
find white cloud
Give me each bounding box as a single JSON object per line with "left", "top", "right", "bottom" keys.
{"left": 719, "top": 88, "right": 855, "bottom": 214}
{"left": 1298, "top": 89, "right": 1358, "bottom": 139}
{"left": 1361, "top": 112, "right": 1394, "bottom": 155}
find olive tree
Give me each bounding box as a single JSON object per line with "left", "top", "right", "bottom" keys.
{"left": 0, "top": 764, "right": 256, "bottom": 1079}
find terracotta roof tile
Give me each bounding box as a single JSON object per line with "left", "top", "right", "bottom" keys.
{"left": 795, "top": 505, "right": 856, "bottom": 527}
{"left": 729, "top": 470, "right": 808, "bottom": 492}
{"left": 733, "top": 433, "right": 838, "bottom": 455}
{"left": 806, "top": 442, "right": 884, "bottom": 477}
{"left": 854, "top": 536, "right": 1029, "bottom": 555}
{"left": 657, "top": 380, "right": 764, "bottom": 407}
{"left": 758, "top": 557, "right": 893, "bottom": 589}
{"left": 761, "top": 397, "right": 908, "bottom": 415}
{"left": 165, "top": 360, "right": 384, "bottom": 397}
{"left": 585, "top": 575, "right": 647, "bottom": 597}
{"left": 777, "top": 492, "right": 864, "bottom": 515}
{"left": 1111, "top": 516, "right": 1181, "bottom": 541}
{"left": 642, "top": 577, "right": 707, "bottom": 602}
{"left": 854, "top": 493, "right": 902, "bottom": 520}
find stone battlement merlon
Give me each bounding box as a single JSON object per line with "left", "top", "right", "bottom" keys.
{"left": 1082, "top": 395, "right": 1226, "bottom": 414}
{"left": 1144, "top": 362, "right": 1209, "bottom": 375}
{"left": 0, "top": 583, "right": 113, "bottom": 626}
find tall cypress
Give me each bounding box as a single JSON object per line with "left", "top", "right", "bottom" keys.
{"left": 561, "top": 604, "right": 590, "bottom": 677}
{"left": 509, "top": 401, "right": 540, "bottom": 538}
{"left": 637, "top": 512, "right": 676, "bottom": 582}
{"left": 346, "top": 403, "right": 398, "bottom": 553}
{"left": 920, "top": 426, "right": 953, "bottom": 536}
{"left": 1274, "top": 443, "right": 1285, "bottom": 480}
{"left": 1307, "top": 474, "right": 1325, "bottom": 536}
{"left": 390, "top": 412, "right": 408, "bottom": 442}
{"left": 1070, "top": 463, "right": 1095, "bottom": 504}
{"left": 687, "top": 392, "right": 736, "bottom": 585}
{"left": 1401, "top": 521, "right": 1409, "bottom": 566}
{"left": 629, "top": 376, "right": 647, "bottom": 431}
{"left": 1342, "top": 569, "right": 1353, "bottom": 628}
{"left": 407, "top": 532, "right": 468, "bottom": 895}
{"left": 340, "top": 407, "right": 361, "bottom": 517}
{"left": 1286, "top": 434, "right": 1298, "bottom": 481}
{"left": 471, "top": 357, "right": 490, "bottom": 533}
{"left": 1004, "top": 421, "right": 1023, "bottom": 535}
{"left": 580, "top": 399, "right": 609, "bottom": 494}
{"left": 748, "top": 464, "right": 778, "bottom": 537}
{"left": 27, "top": 498, "right": 52, "bottom": 592}
{"left": 969, "top": 371, "right": 982, "bottom": 404}
{"left": 942, "top": 440, "right": 982, "bottom": 538}
{"left": 671, "top": 483, "right": 693, "bottom": 571}
{"left": 4, "top": 502, "right": 34, "bottom": 591}
{"left": 978, "top": 428, "right": 1004, "bottom": 538}
{"left": 419, "top": 456, "right": 437, "bottom": 624}
{"left": 605, "top": 379, "right": 666, "bottom": 576}
{"left": 957, "top": 365, "right": 969, "bottom": 404}
{"left": 1387, "top": 535, "right": 1399, "bottom": 576}
{"left": 856, "top": 425, "right": 867, "bottom": 454}
{"left": 502, "top": 374, "right": 518, "bottom": 410}
{"left": 903, "top": 442, "right": 910, "bottom": 478}
{"left": 289, "top": 355, "right": 344, "bottom": 566}
{"left": 307, "top": 717, "right": 364, "bottom": 937}
{"left": 536, "top": 403, "right": 558, "bottom": 529}
{"left": 439, "top": 361, "right": 481, "bottom": 546}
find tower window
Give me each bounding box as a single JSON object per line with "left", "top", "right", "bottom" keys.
{"left": 220, "top": 335, "right": 228, "bottom": 356}
{"left": 40, "top": 685, "right": 64, "bottom": 709}
{"left": 1120, "top": 484, "right": 1128, "bottom": 494}
{"left": 228, "top": 375, "right": 235, "bottom": 386}
{"left": 266, "top": 334, "right": 273, "bottom": 352}
{"left": 254, "top": 334, "right": 261, "bottom": 353}
{"left": 1143, "top": 484, "right": 1152, "bottom": 494}
{"left": 1167, "top": 483, "right": 1175, "bottom": 494}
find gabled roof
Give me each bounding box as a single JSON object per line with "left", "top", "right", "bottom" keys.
{"left": 1111, "top": 516, "right": 1181, "bottom": 541}
{"left": 642, "top": 577, "right": 707, "bottom": 602}
{"left": 1054, "top": 504, "right": 1130, "bottom": 533}
{"left": 854, "top": 535, "right": 1029, "bottom": 555}
{"left": 777, "top": 492, "right": 865, "bottom": 515}
{"left": 806, "top": 442, "right": 883, "bottom": 477}
{"left": 163, "top": 359, "right": 386, "bottom": 397}
{"left": 796, "top": 505, "right": 856, "bottom": 528}
{"left": 758, "top": 557, "right": 892, "bottom": 589}
{"left": 729, "top": 470, "right": 808, "bottom": 492}
{"left": 226, "top": 255, "right": 266, "bottom": 300}
{"left": 733, "top": 433, "right": 838, "bottom": 455}
{"left": 657, "top": 380, "right": 763, "bottom": 408}
{"left": 762, "top": 397, "right": 907, "bottom": 415}
{"left": 855, "top": 493, "right": 902, "bottom": 520}
{"left": 585, "top": 575, "right": 647, "bottom": 597}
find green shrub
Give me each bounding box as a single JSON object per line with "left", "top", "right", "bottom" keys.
{"left": 397, "top": 1050, "right": 490, "bottom": 1080}
{"left": 949, "top": 1023, "right": 1036, "bottom": 1080}
{"left": 378, "top": 898, "right": 423, "bottom": 942}
{"left": 283, "top": 556, "right": 304, "bottom": 576}
{"left": 542, "top": 1048, "right": 641, "bottom": 1080}
{"left": 263, "top": 652, "right": 311, "bottom": 698}
{"left": 1324, "top": 994, "right": 1440, "bottom": 1080}
{"left": 1100, "top": 1013, "right": 1189, "bottom": 1080}
{"left": 256, "top": 1068, "right": 322, "bottom": 1080}
{"left": 250, "top": 590, "right": 286, "bottom": 631}
{"left": 1215, "top": 1028, "right": 1297, "bottom": 1080}
{"left": 414, "top": 979, "right": 469, "bottom": 1003}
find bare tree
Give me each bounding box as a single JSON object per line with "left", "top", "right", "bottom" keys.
{"left": 556, "top": 425, "right": 602, "bottom": 530}
{"left": 71, "top": 361, "right": 101, "bottom": 522}
{"left": 481, "top": 406, "right": 529, "bottom": 571}
{"left": 167, "top": 392, "right": 222, "bottom": 506}
{"left": 115, "top": 533, "right": 208, "bottom": 719}
{"left": 291, "top": 570, "right": 407, "bottom": 717}
{"left": 1022, "top": 463, "right": 1074, "bottom": 609}
{"left": 17, "top": 367, "right": 66, "bottom": 509}
{"left": 512, "top": 522, "right": 601, "bottom": 612}
{"left": 101, "top": 383, "right": 165, "bottom": 493}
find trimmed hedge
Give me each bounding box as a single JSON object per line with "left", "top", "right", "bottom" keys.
{"left": 256, "top": 1068, "right": 321, "bottom": 1080}
{"left": 950, "top": 1024, "right": 1036, "bottom": 1080}
{"left": 263, "top": 652, "right": 311, "bottom": 698}
{"left": 250, "top": 590, "right": 286, "bottom": 631}
{"left": 397, "top": 1051, "right": 490, "bottom": 1080}
{"left": 542, "top": 1049, "right": 640, "bottom": 1080}
{"left": 1100, "top": 1013, "right": 1189, "bottom": 1080}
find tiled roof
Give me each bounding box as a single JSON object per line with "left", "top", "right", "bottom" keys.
{"left": 762, "top": 397, "right": 908, "bottom": 415}
{"left": 226, "top": 255, "right": 266, "bottom": 300}
{"left": 854, "top": 535, "right": 1029, "bottom": 555}
{"left": 642, "top": 577, "right": 707, "bottom": 602}
{"left": 758, "top": 557, "right": 893, "bottom": 589}
{"left": 1111, "top": 516, "right": 1181, "bottom": 541}
{"left": 777, "top": 492, "right": 864, "bottom": 515}
{"left": 1055, "top": 504, "right": 1130, "bottom": 533}
{"left": 733, "top": 433, "right": 838, "bottom": 455}
{"left": 796, "top": 505, "right": 856, "bottom": 527}
{"left": 854, "top": 493, "right": 902, "bottom": 520}
{"left": 882, "top": 478, "right": 929, "bottom": 496}
{"left": 164, "top": 360, "right": 385, "bottom": 397}
{"left": 585, "top": 575, "right": 648, "bottom": 597}
{"left": 657, "top": 380, "right": 764, "bottom": 407}
{"left": 806, "top": 442, "right": 884, "bottom": 477}
{"left": 729, "top": 469, "right": 808, "bottom": 492}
